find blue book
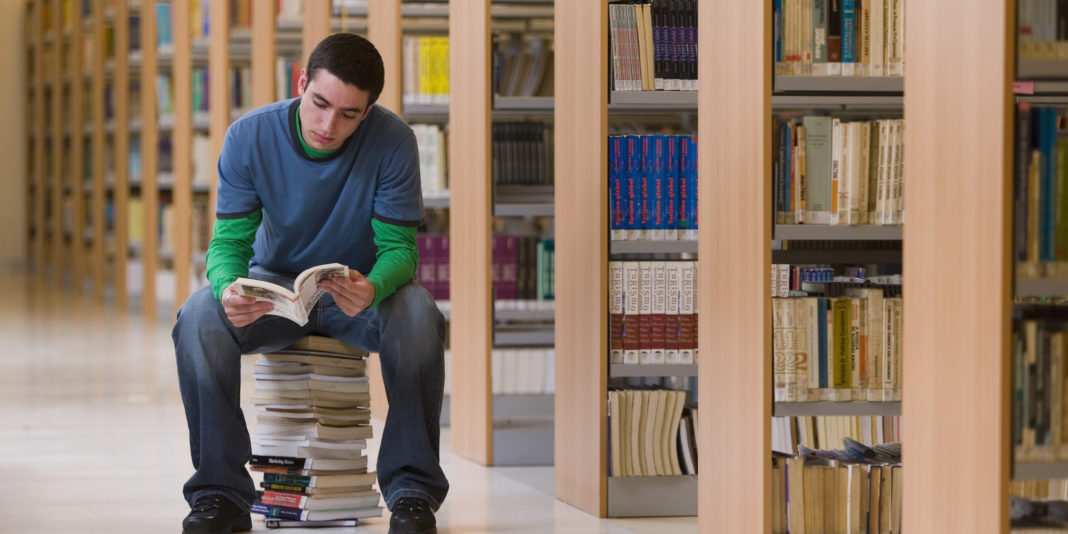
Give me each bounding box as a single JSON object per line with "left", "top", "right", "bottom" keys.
{"left": 841, "top": 0, "right": 856, "bottom": 74}
{"left": 610, "top": 136, "right": 626, "bottom": 240}
{"left": 783, "top": 122, "right": 793, "bottom": 223}
{"left": 640, "top": 136, "right": 653, "bottom": 240}
{"left": 773, "top": 0, "right": 782, "bottom": 64}
{"left": 1041, "top": 108, "right": 1057, "bottom": 261}
{"left": 665, "top": 136, "right": 680, "bottom": 240}
{"left": 651, "top": 135, "right": 667, "bottom": 240}
{"left": 626, "top": 136, "right": 642, "bottom": 240}
{"left": 679, "top": 136, "right": 698, "bottom": 240}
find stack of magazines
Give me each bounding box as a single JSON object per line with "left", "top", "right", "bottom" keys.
{"left": 248, "top": 335, "right": 383, "bottom": 528}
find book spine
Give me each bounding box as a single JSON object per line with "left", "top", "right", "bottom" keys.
{"left": 686, "top": 0, "right": 698, "bottom": 90}
{"left": 665, "top": 261, "right": 681, "bottom": 364}
{"left": 683, "top": 136, "right": 698, "bottom": 240}
{"left": 803, "top": 116, "right": 832, "bottom": 224}
{"left": 827, "top": 0, "right": 843, "bottom": 74}
{"left": 653, "top": 0, "right": 665, "bottom": 90}
{"left": 679, "top": 261, "right": 695, "bottom": 364}
{"left": 813, "top": 0, "right": 828, "bottom": 75}
{"left": 818, "top": 297, "right": 830, "bottom": 398}
{"left": 651, "top": 135, "right": 667, "bottom": 241}
{"left": 773, "top": 299, "right": 788, "bottom": 402}
{"left": 252, "top": 503, "right": 308, "bottom": 521}
{"left": 640, "top": 136, "right": 653, "bottom": 240}
{"left": 1016, "top": 103, "right": 1033, "bottom": 263}
{"left": 623, "top": 261, "right": 641, "bottom": 364}
{"left": 638, "top": 261, "right": 654, "bottom": 364}
{"left": 260, "top": 492, "right": 308, "bottom": 508}
{"left": 651, "top": 261, "right": 667, "bottom": 364}
{"left": 626, "top": 136, "right": 641, "bottom": 240}
{"left": 610, "top": 261, "right": 625, "bottom": 365}
{"left": 774, "top": 0, "right": 783, "bottom": 73}
{"left": 611, "top": 137, "right": 625, "bottom": 241}
{"left": 665, "top": 135, "right": 679, "bottom": 240}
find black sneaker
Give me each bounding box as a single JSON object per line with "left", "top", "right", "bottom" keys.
{"left": 182, "top": 494, "right": 252, "bottom": 534}
{"left": 389, "top": 497, "right": 437, "bottom": 534}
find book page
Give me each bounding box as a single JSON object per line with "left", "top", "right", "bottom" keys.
{"left": 232, "top": 278, "right": 305, "bottom": 325}
{"left": 294, "top": 263, "right": 350, "bottom": 313}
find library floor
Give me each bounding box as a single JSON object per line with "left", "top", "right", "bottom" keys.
{"left": 0, "top": 271, "right": 696, "bottom": 534}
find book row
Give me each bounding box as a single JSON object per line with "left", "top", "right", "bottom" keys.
{"left": 442, "top": 348, "right": 556, "bottom": 397}
{"left": 775, "top": 116, "right": 905, "bottom": 226}
{"left": 772, "top": 293, "right": 903, "bottom": 403}
{"left": 1014, "top": 105, "right": 1068, "bottom": 278}
{"left": 247, "top": 336, "right": 383, "bottom": 526}
{"left": 609, "top": 261, "right": 699, "bottom": 366}
{"left": 413, "top": 123, "right": 448, "bottom": 200}
{"left": 772, "top": 415, "right": 903, "bottom": 456}
{"left": 1018, "top": 0, "right": 1068, "bottom": 60}
{"left": 415, "top": 234, "right": 555, "bottom": 305}
{"left": 493, "top": 33, "right": 553, "bottom": 98}
{"left": 1014, "top": 322, "right": 1068, "bottom": 463}
{"left": 773, "top": 0, "right": 905, "bottom": 78}
{"left": 493, "top": 122, "right": 554, "bottom": 187}
{"left": 770, "top": 452, "right": 902, "bottom": 534}
{"left": 402, "top": 36, "right": 450, "bottom": 106}
{"left": 609, "top": 134, "right": 698, "bottom": 241}
{"left": 608, "top": 388, "right": 697, "bottom": 477}
{"left": 772, "top": 263, "right": 902, "bottom": 299}
{"left": 608, "top": 0, "right": 698, "bottom": 92}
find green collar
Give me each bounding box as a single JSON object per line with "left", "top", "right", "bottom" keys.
{"left": 295, "top": 103, "right": 339, "bottom": 159}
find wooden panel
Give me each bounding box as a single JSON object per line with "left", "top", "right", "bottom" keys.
{"left": 902, "top": 1, "right": 1012, "bottom": 533}
{"left": 140, "top": 0, "right": 159, "bottom": 319}
{"left": 698, "top": 1, "right": 772, "bottom": 532}
{"left": 90, "top": 0, "right": 106, "bottom": 301}
{"left": 172, "top": 0, "right": 192, "bottom": 310}
{"left": 113, "top": 0, "right": 130, "bottom": 308}
{"left": 209, "top": 0, "right": 229, "bottom": 228}
{"left": 302, "top": 0, "right": 331, "bottom": 66}
{"left": 30, "top": 1, "right": 45, "bottom": 268}
{"left": 70, "top": 5, "right": 86, "bottom": 290}
{"left": 51, "top": 0, "right": 66, "bottom": 279}
{"left": 368, "top": 0, "right": 401, "bottom": 114}
{"left": 250, "top": 0, "right": 276, "bottom": 108}
{"left": 448, "top": 0, "right": 492, "bottom": 466}
{"left": 553, "top": 0, "right": 607, "bottom": 517}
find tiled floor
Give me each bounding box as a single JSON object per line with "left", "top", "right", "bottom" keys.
{"left": 0, "top": 272, "right": 697, "bottom": 533}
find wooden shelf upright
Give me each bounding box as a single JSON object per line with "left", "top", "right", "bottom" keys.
{"left": 368, "top": 0, "right": 402, "bottom": 114}
{"left": 553, "top": 0, "right": 606, "bottom": 515}
{"left": 139, "top": 0, "right": 160, "bottom": 319}
{"left": 90, "top": 0, "right": 106, "bottom": 301}
{"left": 448, "top": 0, "right": 493, "bottom": 466}
{"left": 902, "top": 1, "right": 1012, "bottom": 532}
{"left": 50, "top": 0, "right": 65, "bottom": 279}
{"left": 251, "top": 2, "right": 277, "bottom": 109}
{"left": 29, "top": 1, "right": 45, "bottom": 269}
{"left": 208, "top": 0, "right": 229, "bottom": 228}
{"left": 172, "top": 0, "right": 193, "bottom": 311}
{"left": 303, "top": 0, "right": 331, "bottom": 64}
{"left": 70, "top": 3, "right": 86, "bottom": 290}
{"left": 112, "top": 0, "right": 130, "bottom": 308}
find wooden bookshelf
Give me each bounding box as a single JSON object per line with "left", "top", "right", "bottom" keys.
{"left": 554, "top": 0, "right": 607, "bottom": 517}
{"left": 449, "top": 0, "right": 493, "bottom": 466}
{"left": 139, "top": 0, "right": 159, "bottom": 319}
{"left": 251, "top": 2, "right": 276, "bottom": 108}
{"left": 30, "top": 0, "right": 45, "bottom": 269}
{"left": 172, "top": 0, "right": 192, "bottom": 311}
{"left": 903, "top": 1, "right": 1012, "bottom": 532}
{"left": 90, "top": 0, "right": 106, "bottom": 301}
{"left": 369, "top": 0, "right": 401, "bottom": 114}
{"left": 208, "top": 0, "right": 229, "bottom": 231}
{"left": 50, "top": 0, "right": 64, "bottom": 281}
{"left": 113, "top": 0, "right": 130, "bottom": 309}
{"left": 70, "top": 2, "right": 86, "bottom": 290}
{"left": 698, "top": 1, "right": 771, "bottom": 531}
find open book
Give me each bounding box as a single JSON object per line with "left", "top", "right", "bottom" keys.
{"left": 232, "top": 263, "right": 349, "bottom": 326}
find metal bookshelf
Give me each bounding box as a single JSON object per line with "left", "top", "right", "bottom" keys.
{"left": 493, "top": 96, "right": 554, "bottom": 113}
{"left": 495, "top": 308, "right": 555, "bottom": 322}
{"left": 774, "top": 76, "right": 904, "bottom": 94}
{"left": 771, "top": 249, "right": 902, "bottom": 264}
{"left": 609, "top": 90, "right": 697, "bottom": 111}
{"left": 1013, "top": 461, "right": 1068, "bottom": 481}
{"left": 774, "top": 224, "right": 903, "bottom": 241}
{"left": 610, "top": 240, "right": 698, "bottom": 255}
{"left": 494, "top": 202, "right": 553, "bottom": 217}
{"left": 773, "top": 401, "right": 902, "bottom": 417}
{"left": 607, "top": 476, "right": 697, "bottom": 517}
{"left": 402, "top": 103, "right": 449, "bottom": 122}
{"left": 1018, "top": 59, "right": 1068, "bottom": 82}
{"left": 772, "top": 94, "right": 903, "bottom": 110}
{"left": 1016, "top": 278, "right": 1068, "bottom": 298}
{"left": 610, "top": 364, "right": 698, "bottom": 378}
{"left": 494, "top": 329, "right": 554, "bottom": 347}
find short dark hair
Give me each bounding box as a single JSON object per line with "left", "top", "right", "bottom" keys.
{"left": 305, "top": 33, "right": 385, "bottom": 106}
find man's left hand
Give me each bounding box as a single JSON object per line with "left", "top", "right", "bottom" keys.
{"left": 321, "top": 269, "right": 375, "bottom": 316}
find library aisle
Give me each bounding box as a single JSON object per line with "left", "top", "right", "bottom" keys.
{"left": 0, "top": 271, "right": 694, "bottom": 534}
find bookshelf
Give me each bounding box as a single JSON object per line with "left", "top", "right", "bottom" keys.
{"left": 49, "top": 0, "right": 64, "bottom": 282}
{"left": 903, "top": 1, "right": 1012, "bottom": 532}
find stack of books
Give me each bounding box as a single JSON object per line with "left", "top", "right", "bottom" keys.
{"left": 247, "top": 336, "right": 383, "bottom": 529}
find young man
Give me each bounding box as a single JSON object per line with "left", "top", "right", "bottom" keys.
{"left": 173, "top": 34, "right": 446, "bottom": 534}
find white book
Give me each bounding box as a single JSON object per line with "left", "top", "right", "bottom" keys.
{"left": 609, "top": 261, "right": 625, "bottom": 365}
{"left": 623, "top": 261, "right": 641, "bottom": 364}
{"left": 793, "top": 298, "right": 812, "bottom": 402}
{"left": 830, "top": 118, "right": 845, "bottom": 225}
{"left": 491, "top": 349, "right": 503, "bottom": 395}
{"left": 665, "top": 261, "right": 681, "bottom": 364}
{"left": 869, "top": 0, "right": 885, "bottom": 76}
{"left": 679, "top": 262, "right": 695, "bottom": 365}
{"left": 650, "top": 261, "right": 667, "bottom": 364}
{"left": 543, "top": 349, "right": 555, "bottom": 394}
{"left": 853, "top": 122, "right": 870, "bottom": 225}
{"left": 773, "top": 299, "right": 788, "bottom": 402}
{"left": 232, "top": 264, "right": 349, "bottom": 326}
{"left": 638, "top": 262, "right": 654, "bottom": 364}
{"left": 893, "top": 119, "right": 905, "bottom": 224}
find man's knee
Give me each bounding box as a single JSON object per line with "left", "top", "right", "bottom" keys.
{"left": 174, "top": 286, "right": 226, "bottom": 341}
{"left": 381, "top": 283, "right": 445, "bottom": 344}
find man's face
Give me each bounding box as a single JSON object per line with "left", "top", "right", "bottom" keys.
{"left": 296, "top": 68, "right": 372, "bottom": 152}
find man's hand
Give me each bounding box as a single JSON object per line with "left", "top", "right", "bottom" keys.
{"left": 321, "top": 269, "right": 375, "bottom": 316}
{"left": 222, "top": 284, "right": 274, "bottom": 327}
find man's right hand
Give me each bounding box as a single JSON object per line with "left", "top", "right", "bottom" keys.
{"left": 222, "top": 284, "right": 274, "bottom": 327}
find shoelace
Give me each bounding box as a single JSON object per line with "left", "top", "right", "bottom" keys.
{"left": 191, "top": 496, "right": 222, "bottom": 514}
{"left": 394, "top": 498, "right": 430, "bottom": 517}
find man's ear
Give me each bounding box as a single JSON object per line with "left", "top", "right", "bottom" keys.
{"left": 296, "top": 68, "right": 308, "bottom": 96}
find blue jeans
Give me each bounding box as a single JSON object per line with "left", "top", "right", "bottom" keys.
{"left": 173, "top": 267, "right": 448, "bottom": 512}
